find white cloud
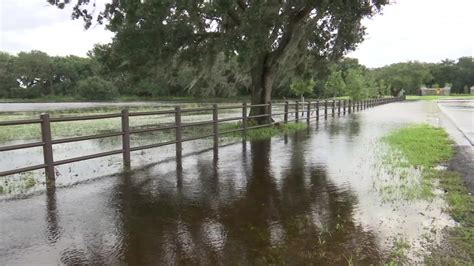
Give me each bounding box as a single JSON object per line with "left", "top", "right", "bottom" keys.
{"left": 349, "top": 0, "right": 474, "bottom": 67}
{"left": 0, "top": 0, "right": 112, "bottom": 56}
{"left": 0, "top": 0, "right": 472, "bottom": 65}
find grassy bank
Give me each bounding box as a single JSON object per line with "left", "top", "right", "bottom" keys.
{"left": 383, "top": 124, "right": 473, "bottom": 264}
{"left": 406, "top": 95, "right": 474, "bottom": 101}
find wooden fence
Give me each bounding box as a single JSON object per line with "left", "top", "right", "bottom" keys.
{"left": 0, "top": 97, "right": 404, "bottom": 183}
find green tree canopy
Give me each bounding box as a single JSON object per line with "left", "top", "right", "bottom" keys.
{"left": 50, "top": 0, "right": 389, "bottom": 122}
{"left": 290, "top": 79, "right": 315, "bottom": 100}
{"left": 325, "top": 70, "right": 346, "bottom": 98}
{"left": 345, "top": 69, "right": 366, "bottom": 100}
{"left": 370, "top": 62, "right": 433, "bottom": 95}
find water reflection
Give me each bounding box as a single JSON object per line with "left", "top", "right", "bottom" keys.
{"left": 326, "top": 115, "right": 361, "bottom": 140}
{"left": 45, "top": 186, "right": 61, "bottom": 244}
{"left": 42, "top": 134, "right": 380, "bottom": 264}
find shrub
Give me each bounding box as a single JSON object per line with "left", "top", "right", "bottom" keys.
{"left": 76, "top": 77, "right": 118, "bottom": 100}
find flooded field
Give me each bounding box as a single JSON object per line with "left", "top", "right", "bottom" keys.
{"left": 0, "top": 101, "right": 252, "bottom": 193}
{"left": 0, "top": 101, "right": 462, "bottom": 264}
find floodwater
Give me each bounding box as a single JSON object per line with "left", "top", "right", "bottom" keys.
{"left": 0, "top": 101, "right": 458, "bottom": 264}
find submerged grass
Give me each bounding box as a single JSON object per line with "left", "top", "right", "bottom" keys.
{"left": 221, "top": 122, "right": 308, "bottom": 141}
{"left": 0, "top": 106, "right": 239, "bottom": 142}
{"left": 382, "top": 123, "right": 473, "bottom": 264}
{"left": 0, "top": 106, "right": 307, "bottom": 143}
{"left": 386, "top": 237, "right": 411, "bottom": 265}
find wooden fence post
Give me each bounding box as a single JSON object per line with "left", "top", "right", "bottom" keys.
{"left": 324, "top": 100, "right": 328, "bottom": 119}
{"left": 343, "top": 100, "right": 346, "bottom": 115}
{"left": 306, "top": 101, "right": 311, "bottom": 123}
{"left": 175, "top": 106, "right": 182, "bottom": 162}
{"left": 332, "top": 100, "right": 336, "bottom": 117}
{"left": 121, "top": 109, "right": 131, "bottom": 169}
{"left": 316, "top": 101, "right": 320, "bottom": 121}
{"left": 242, "top": 103, "right": 248, "bottom": 134}
{"left": 348, "top": 100, "right": 352, "bottom": 114}
{"left": 213, "top": 104, "right": 219, "bottom": 147}
{"left": 267, "top": 101, "right": 272, "bottom": 124}
{"left": 295, "top": 101, "right": 299, "bottom": 122}
{"left": 40, "top": 113, "right": 55, "bottom": 183}
{"left": 284, "top": 101, "right": 289, "bottom": 123}
{"left": 338, "top": 100, "right": 341, "bottom": 116}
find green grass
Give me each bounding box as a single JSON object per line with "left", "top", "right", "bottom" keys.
{"left": 221, "top": 122, "right": 308, "bottom": 141}
{"left": 0, "top": 172, "right": 38, "bottom": 194}
{"left": 383, "top": 124, "right": 473, "bottom": 264}
{"left": 383, "top": 124, "right": 454, "bottom": 168}
{"left": 386, "top": 237, "right": 411, "bottom": 265}
{"left": 406, "top": 95, "right": 474, "bottom": 101}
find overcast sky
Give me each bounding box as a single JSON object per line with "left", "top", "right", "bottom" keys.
{"left": 0, "top": 0, "right": 472, "bottom": 68}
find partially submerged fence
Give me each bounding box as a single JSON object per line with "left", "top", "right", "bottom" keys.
{"left": 0, "top": 97, "right": 404, "bottom": 183}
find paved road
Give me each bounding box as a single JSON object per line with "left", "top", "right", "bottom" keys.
{"left": 436, "top": 100, "right": 474, "bottom": 194}
{"left": 437, "top": 100, "right": 474, "bottom": 145}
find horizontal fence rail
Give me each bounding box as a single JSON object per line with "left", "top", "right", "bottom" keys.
{"left": 0, "top": 96, "right": 405, "bottom": 182}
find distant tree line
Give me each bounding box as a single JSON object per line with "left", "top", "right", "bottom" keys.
{"left": 0, "top": 49, "right": 472, "bottom": 100}
{"left": 370, "top": 57, "right": 474, "bottom": 96}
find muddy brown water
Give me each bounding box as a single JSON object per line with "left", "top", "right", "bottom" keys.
{"left": 0, "top": 101, "right": 461, "bottom": 264}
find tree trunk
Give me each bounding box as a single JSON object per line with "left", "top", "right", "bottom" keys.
{"left": 249, "top": 54, "right": 276, "bottom": 124}
{"left": 247, "top": 10, "right": 310, "bottom": 124}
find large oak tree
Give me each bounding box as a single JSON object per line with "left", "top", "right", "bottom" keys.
{"left": 50, "top": 0, "right": 388, "bottom": 121}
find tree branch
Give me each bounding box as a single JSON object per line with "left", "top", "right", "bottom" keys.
{"left": 236, "top": 0, "right": 247, "bottom": 11}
